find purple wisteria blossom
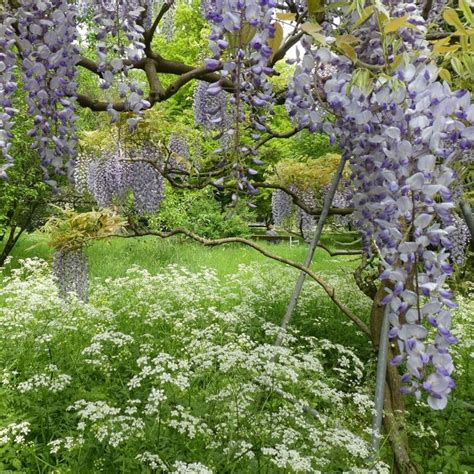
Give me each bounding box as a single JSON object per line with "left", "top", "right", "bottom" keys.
{"left": 271, "top": 189, "right": 293, "bottom": 226}
{"left": 286, "top": 0, "right": 474, "bottom": 409}
{"left": 53, "top": 247, "right": 89, "bottom": 301}
{"left": 17, "top": 0, "right": 80, "bottom": 178}
{"left": 77, "top": 146, "right": 165, "bottom": 215}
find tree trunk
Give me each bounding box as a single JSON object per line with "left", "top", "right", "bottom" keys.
{"left": 0, "top": 225, "right": 24, "bottom": 267}
{"left": 370, "top": 284, "right": 417, "bottom": 474}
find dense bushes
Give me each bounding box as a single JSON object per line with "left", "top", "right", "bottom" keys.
{"left": 150, "top": 187, "right": 253, "bottom": 239}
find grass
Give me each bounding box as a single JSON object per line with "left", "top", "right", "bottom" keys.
{"left": 2, "top": 230, "right": 371, "bottom": 358}
{"left": 3, "top": 231, "right": 362, "bottom": 280}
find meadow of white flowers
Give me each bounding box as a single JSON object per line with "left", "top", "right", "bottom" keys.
{"left": 0, "top": 258, "right": 472, "bottom": 472}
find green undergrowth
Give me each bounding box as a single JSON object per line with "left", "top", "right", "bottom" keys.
{"left": 0, "top": 233, "right": 472, "bottom": 472}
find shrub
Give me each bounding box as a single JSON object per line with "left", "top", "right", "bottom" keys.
{"left": 150, "top": 187, "right": 253, "bottom": 239}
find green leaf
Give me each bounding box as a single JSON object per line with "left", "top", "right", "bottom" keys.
{"left": 439, "top": 67, "right": 452, "bottom": 82}
{"left": 276, "top": 12, "right": 296, "bottom": 21}
{"left": 384, "top": 14, "right": 409, "bottom": 33}
{"left": 443, "top": 7, "right": 468, "bottom": 34}
{"left": 300, "top": 23, "right": 326, "bottom": 45}
{"left": 300, "top": 22, "right": 322, "bottom": 36}
{"left": 451, "top": 56, "right": 465, "bottom": 76}
{"left": 459, "top": 0, "right": 474, "bottom": 25}
{"left": 268, "top": 22, "right": 284, "bottom": 56}
{"left": 337, "top": 41, "right": 357, "bottom": 63}
{"left": 354, "top": 5, "right": 375, "bottom": 27}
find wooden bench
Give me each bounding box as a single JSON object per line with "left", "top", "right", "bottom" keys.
{"left": 250, "top": 234, "right": 300, "bottom": 246}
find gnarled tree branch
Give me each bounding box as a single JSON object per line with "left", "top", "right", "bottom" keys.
{"left": 108, "top": 227, "right": 371, "bottom": 337}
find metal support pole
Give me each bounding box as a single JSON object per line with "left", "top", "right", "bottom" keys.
{"left": 275, "top": 156, "right": 347, "bottom": 347}
{"left": 460, "top": 200, "right": 474, "bottom": 242}
{"left": 371, "top": 304, "right": 390, "bottom": 454}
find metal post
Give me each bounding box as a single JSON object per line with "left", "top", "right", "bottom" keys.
{"left": 371, "top": 304, "right": 390, "bottom": 454}
{"left": 275, "top": 156, "right": 347, "bottom": 347}
{"left": 460, "top": 200, "right": 474, "bottom": 242}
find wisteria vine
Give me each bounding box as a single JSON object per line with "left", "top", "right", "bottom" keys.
{"left": 285, "top": 1, "right": 474, "bottom": 408}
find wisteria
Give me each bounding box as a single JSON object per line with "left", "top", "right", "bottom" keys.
{"left": 86, "top": 152, "right": 130, "bottom": 208}
{"left": 450, "top": 213, "right": 471, "bottom": 266}
{"left": 156, "top": 0, "right": 176, "bottom": 40}
{"left": 294, "top": 189, "right": 317, "bottom": 239}
{"left": 77, "top": 147, "right": 164, "bottom": 215}
{"left": 193, "top": 81, "right": 230, "bottom": 132}
{"left": 17, "top": 0, "right": 80, "bottom": 177}
{"left": 86, "top": 1, "right": 150, "bottom": 126}
{"left": 322, "top": 184, "right": 353, "bottom": 229}
{"left": 128, "top": 160, "right": 165, "bottom": 215}
{"left": 168, "top": 133, "right": 189, "bottom": 160}
{"left": 271, "top": 189, "right": 293, "bottom": 226}
{"left": 52, "top": 247, "right": 89, "bottom": 301}
{"left": 202, "top": 0, "right": 279, "bottom": 195}
{"left": 204, "top": 0, "right": 276, "bottom": 111}
{"left": 285, "top": 1, "right": 474, "bottom": 409}
{"left": 0, "top": 17, "right": 17, "bottom": 177}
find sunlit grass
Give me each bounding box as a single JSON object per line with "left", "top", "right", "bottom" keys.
{"left": 4, "top": 231, "right": 362, "bottom": 280}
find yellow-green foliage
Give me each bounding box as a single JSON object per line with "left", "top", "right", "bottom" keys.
{"left": 42, "top": 207, "right": 125, "bottom": 251}
{"left": 79, "top": 109, "right": 170, "bottom": 155}
{"left": 270, "top": 153, "right": 344, "bottom": 192}
{"left": 430, "top": 2, "right": 474, "bottom": 91}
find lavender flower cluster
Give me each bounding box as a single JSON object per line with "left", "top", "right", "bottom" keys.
{"left": 0, "top": 0, "right": 165, "bottom": 177}
{"left": 321, "top": 184, "right": 354, "bottom": 228}
{"left": 271, "top": 187, "right": 318, "bottom": 239}
{"left": 271, "top": 189, "right": 293, "bottom": 226}
{"left": 85, "top": 0, "right": 151, "bottom": 127}
{"left": 17, "top": 0, "right": 80, "bottom": 178}
{"left": 76, "top": 147, "right": 164, "bottom": 215}
{"left": 450, "top": 213, "right": 471, "bottom": 266}
{"left": 294, "top": 188, "right": 317, "bottom": 239}
{"left": 0, "top": 16, "right": 18, "bottom": 177}
{"left": 204, "top": 0, "right": 277, "bottom": 121}
{"left": 202, "top": 0, "right": 279, "bottom": 194}
{"left": 52, "top": 248, "right": 89, "bottom": 301}
{"left": 286, "top": 1, "right": 474, "bottom": 408}
{"left": 193, "top": 81, "right": 230, "bottom": 133}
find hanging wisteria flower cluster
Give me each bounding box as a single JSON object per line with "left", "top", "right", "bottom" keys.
{"left": 193, "top": 81, "right": 234, "bottom": 151}
{"left": 83, "top": 0, "right": 151, "bottom": 127}
{"left": 44, "top": 207, "right": 124, "bottom": 301}
{"left": 271, "top": 189, "right": 293, "bottom": 226}
{"left": 16, "top": 0, "right": 79, "bottom": 178}
{"left": 294, "top": 188, "right": 317, "bottom": 239}
{"left": 193, "top": 81, "right": 229, "bottom": 130}
{"left": 0, "top": 16, "right": 17, "bottom": 177}
{"left": 204, "top": 0, "right": 276, "bottom": 111}
{"left": 203, "top": 0, "right": 279, "bottom": 195}
{"left": 286, "top": 1, "right": 474, "bottom": 408}
{"left": 52, "top": 248, "right": 89, "bottom": 302}
{"left": 155, "top": 0, "right": 176, "bottom": 40}
{"left": 271, "top": 187, "right": 317, "bottom": 236}
{"left": 450, "top": 213, "right": 471, "bottom": 266}
{"left": 271, "top": 185, "right": 353, "bottom": 236}
{"left": 76, "top": 148, "right": 164, "bottom": 215}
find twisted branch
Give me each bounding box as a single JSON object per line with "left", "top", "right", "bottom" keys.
{"left": 109, "top": 228, "right": 371, "bottom": 337}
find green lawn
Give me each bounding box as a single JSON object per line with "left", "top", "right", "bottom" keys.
{"left": 3, "top": 231, "right": 362, "bottom": 280}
